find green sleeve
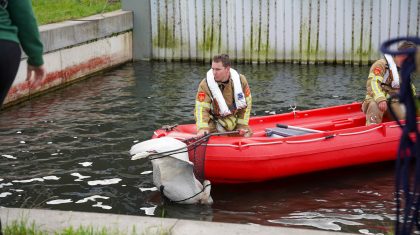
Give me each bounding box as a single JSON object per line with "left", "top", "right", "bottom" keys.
{"left": 7, "top": 0, "right": 44, "bottom": 66}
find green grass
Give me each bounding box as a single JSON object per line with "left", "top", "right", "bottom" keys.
{"left": 3, "top": 217, "right": 172, "bottom": 235}
{"left": 3, "top": 218, "right": 48, "bottom": 235}
{"left": 32, "top": 0, "right": 122, "bottom": 25}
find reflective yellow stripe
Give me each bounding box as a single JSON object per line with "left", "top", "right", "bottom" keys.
{"left": 237, "top": 119, "right": 247, "bottom": 125}
{"left": 195, "top": 101, "right": 210, "bottom": 129}
{"left": 195, "top": 100, "right": 211, "bottom": 108}
{"left": 370, "top": 74, "right": 385, "bottom": 100}
{"left": 238, "top": 96, "right": 252, "bottom": 125}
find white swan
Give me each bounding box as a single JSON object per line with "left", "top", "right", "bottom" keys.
{"left": 130, "top": 137, "right": 213, "bottom": 204}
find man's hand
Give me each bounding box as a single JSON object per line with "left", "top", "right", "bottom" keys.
{"left": 238, "top": 129, "right": 248, "bottom": 136}
{"left": 27, "top": 64, "right": 46, "bottom": 87}
{"left": 378, "top": 101, "right": 387, "bottom": 112}
{"left": 238, "top": 128, "right": 252, "bottom": 137}
{"left": 197, "top": 129, "right": 209, "bottom": 136}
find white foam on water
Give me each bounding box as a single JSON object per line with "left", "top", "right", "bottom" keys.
{"left": 268, "top": 217, "right": 363, "bottom": 231}
{"left": 78, "top": 162, "right": 92, "bottom": 167}
{"left": 76, "top": 195, "right": 110, "bottom": 204}
{"left": 139, "top": 187, "right": 158, "bottom": 192}
{"left": 16, "top": 131, "right": 22, "bottom": 134}
{"left": 71, "top": 173, "right": 91, "bottom": 181}
{"left": 51, "top": 153, "right": 59, "bottom": 156}
{"left": 140, "top": 171, "right": 152, "bottom": 175}
{"left": 0, "top": 192, "right": 12, "bottom": 198}
{"left": 0, "top": 183, "right": 13, "bottom": 189}
{"left": 19, "top": 141, "right": 25, "bottom": 144}
{"left": 383, "top": 214, "right": 396, "bottom": 221}
{"left": 318, "top": 209, "right": 334, "bottom": 213}
{"left": 357, "top": 190, "right": 382, "bottom": 196}
{"left": 13, "top": 178, "right": 44, "bottom": 183}
{"left": 88, "top": 178, "right": 122, "bottom": 186}
{"left": 359, "top": 229, "right": 379, "bottom": 235}
{"left": 0, "top": 179, "right": 3, "bottom": 181}
{"left": 140, "top": 206, "right": 157, "bottom": 215}
{"left": 289, "top": 211, "right": 383, "bottom": 221}
{"left": 46, "top": 199, "right": 73, "bottom": 205}
{"left": 43, "top": 176, "right": 60, "bottom": 180}
{"left": 92, "top": 202, "right": 112, "bottom": 210}
{"left": 133, "top": 140, "right": 139, "bottom": 143}
{"left": 1, "top": 155, "right": 16, "bottom": 159}
{"left": 47, "top": 142, "right": 53, "bottom": 144}
{"left": 268, "top": 210, "right": 387, "bottom": 231}
{"left": 11, "top": 189, "right": 23, "bottom": 192}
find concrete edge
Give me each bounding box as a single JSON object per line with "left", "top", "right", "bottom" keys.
{"left": 0, "top": 208, "right": 357, "bottom": 235}
{"left": 39, "top": 10, "right": 133, "bottom": 54}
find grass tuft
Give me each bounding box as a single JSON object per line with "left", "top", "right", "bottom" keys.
{"left": 2, "top": 218, "right": 172, "bottom": 235}
{"left": 3, "top": 218, "right": 47, "bottom": 235}
{"left": 32, "top": 0, "right": 121, "bottom": 25}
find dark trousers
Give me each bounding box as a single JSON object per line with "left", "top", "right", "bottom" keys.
{"left": 0, "top": 39, "right": 21, "bottom": 107}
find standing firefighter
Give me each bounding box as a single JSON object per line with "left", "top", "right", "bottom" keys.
{"left": 194, "top": 54, "right": 252, "bottom": 137}
{"left": 362, "top": 41, "right": 417, "bottom": 125}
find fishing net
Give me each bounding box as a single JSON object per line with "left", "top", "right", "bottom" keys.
{"left": 183, "top": 136, "right": 210, "bottom": 183}
{"left": 381, "top": 37, "right": 420, "bottom": 235}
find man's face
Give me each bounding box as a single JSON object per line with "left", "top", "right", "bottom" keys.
{"left": 211, "top": 61, "right": 230, "bottom": 82}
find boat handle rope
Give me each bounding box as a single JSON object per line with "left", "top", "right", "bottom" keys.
{"left": 206, "top": 140, "right": 285, "bottom": 148}
{"left": 285, "top": 135, "right": 335, "bottom": 144}
{"left": 337, "top": 125, "right": 383, "bottom": 136}
{"left": 389, "top": 121, "right": 420, "bottom": 128}
{"left": 206, "top": 135, "right": 335, "bottom": 147}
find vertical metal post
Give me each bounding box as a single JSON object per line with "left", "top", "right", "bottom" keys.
{"left": 122, "top": 0, "right": 152, "bottom": 60}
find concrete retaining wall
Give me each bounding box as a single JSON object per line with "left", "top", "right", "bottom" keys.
{"left": 3, "top": 10, "right": 133, "bottom": 107}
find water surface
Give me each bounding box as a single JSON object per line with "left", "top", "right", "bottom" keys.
{"left": 0, "top": 61, "right": 399, "bottom": 234}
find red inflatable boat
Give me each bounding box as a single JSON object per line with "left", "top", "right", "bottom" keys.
{"left": 152, "top": 102, "right": 407, "bottom": 184}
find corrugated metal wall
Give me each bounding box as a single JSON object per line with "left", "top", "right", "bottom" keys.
{"left": 150, "top": 0, "right": 420, "bottom": 64}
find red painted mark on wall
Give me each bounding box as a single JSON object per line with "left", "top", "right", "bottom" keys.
{"left": 5, "top": 56, "right": 111, "bottom": 104}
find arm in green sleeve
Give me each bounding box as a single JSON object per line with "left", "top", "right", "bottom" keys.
{"left": 7, "top": 0, "right": 44, "bottom": 66}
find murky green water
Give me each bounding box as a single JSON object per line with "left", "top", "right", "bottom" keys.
{"left": 0, "top": 61, "right": 400, "bottom": 234}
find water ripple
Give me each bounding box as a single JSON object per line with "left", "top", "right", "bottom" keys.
{"left": 0, "top": 61, "right": 404, "bottom": 233}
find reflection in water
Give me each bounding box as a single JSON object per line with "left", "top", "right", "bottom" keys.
{"left": 0, "top": 61, "right": 403, "bottom": 233}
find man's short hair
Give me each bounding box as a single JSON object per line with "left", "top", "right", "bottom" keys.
{"left": 212, "top": 54, "right": 231, "bottom": 67}
{"left": 398, "top": 41, "right": 417, "bottom": 51}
